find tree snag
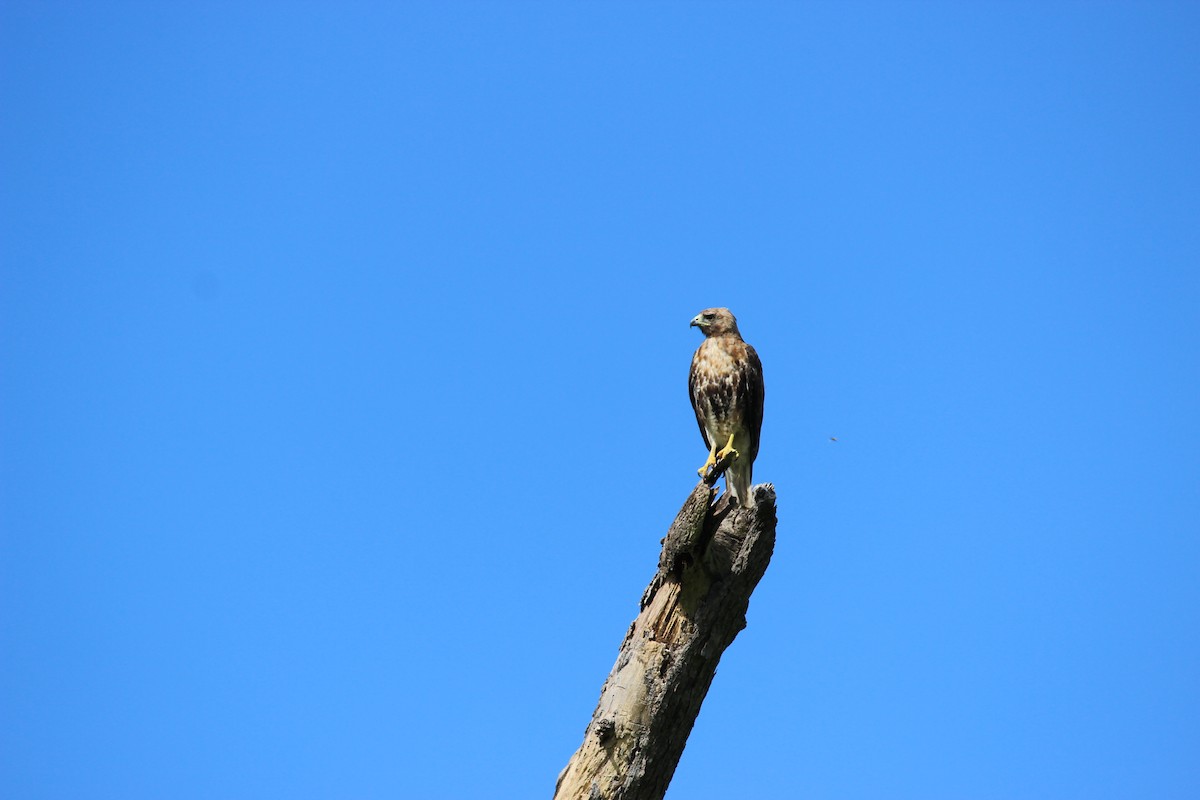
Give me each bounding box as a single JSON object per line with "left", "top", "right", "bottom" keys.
{"left": 554, "top": 454, "right": 777, "bottom": 800}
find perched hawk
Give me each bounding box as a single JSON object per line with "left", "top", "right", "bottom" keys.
{"left": 689, "top": 308, "right": 765, "bottom": 509}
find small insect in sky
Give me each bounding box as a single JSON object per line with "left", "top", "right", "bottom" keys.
{"left": 829, "top": 436, "right": 838, "bottom": 442}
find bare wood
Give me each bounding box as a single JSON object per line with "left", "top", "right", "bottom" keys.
{"left": 554, "top": 460, "right": 777, "bottom": 800}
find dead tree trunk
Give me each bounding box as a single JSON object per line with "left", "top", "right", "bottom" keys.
{"left": 554, "top": 456, "right": 777, "bottom": 800}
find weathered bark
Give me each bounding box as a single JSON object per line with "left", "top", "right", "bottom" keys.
{"left": 554, "top": 456, "right": 777, "bottom": 800}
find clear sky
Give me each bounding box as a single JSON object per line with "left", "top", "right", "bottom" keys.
{"left": 2, "top": 2, "right": 1198, "bottom": 798}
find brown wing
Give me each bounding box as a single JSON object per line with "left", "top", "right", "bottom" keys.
{"left": 688, "top": 347, "right": 713, "bottom": 450}
{"left": 737, "top": 343, "right": 765, "bottom": 463}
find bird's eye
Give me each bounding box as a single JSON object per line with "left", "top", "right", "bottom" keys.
{"left": 703, "top": 313, "right": 715, "bottom": 320}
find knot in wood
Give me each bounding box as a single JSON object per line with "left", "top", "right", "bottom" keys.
{"left": 594, "top": 718, "right": 616, "bottom": 744}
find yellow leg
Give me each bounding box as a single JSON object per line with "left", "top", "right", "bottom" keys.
{"left": 716, "top": 433, "right": 738, "bottom": 461}
{"left": 698, "top": 434, "right": 738, "bottom": 476}
{"left": 697, "top": 440, "right": 718, "bottom": 476}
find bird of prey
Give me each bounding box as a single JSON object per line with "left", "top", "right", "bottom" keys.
{"left": 688, "top": 308, "right": 764, "bottom": 509}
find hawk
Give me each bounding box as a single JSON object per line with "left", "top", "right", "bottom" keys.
{"left": 689, "top": 308, "right": 765, "bottom": 509}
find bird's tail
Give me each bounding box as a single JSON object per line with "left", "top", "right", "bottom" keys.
{"left": 727, "top": 459, "right": 754, "bottom": 509}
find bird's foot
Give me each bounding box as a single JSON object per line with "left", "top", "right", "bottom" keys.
{"left": 715, "top": 433, "right": 739, "bottom": 462}
{"left": 696, "top": 451, "right": 717, "bottom": 477}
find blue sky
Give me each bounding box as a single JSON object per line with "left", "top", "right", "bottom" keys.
{"left": 2, "top": 2, "right": 1198, "bottom": 798}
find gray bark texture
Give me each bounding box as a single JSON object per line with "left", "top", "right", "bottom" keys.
{"left": 554, "top": 456, "right": 777, "bottom": 800}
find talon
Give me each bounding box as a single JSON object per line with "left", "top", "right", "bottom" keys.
{"left": 715, "top": 433, "right": 739, "bottom": 461}
{"left": 698, "top": 434, "right": 739, "bottom": 476}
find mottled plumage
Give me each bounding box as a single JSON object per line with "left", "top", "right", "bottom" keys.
{"left": 689, "top": 308, "right": 764, "bottom": 508}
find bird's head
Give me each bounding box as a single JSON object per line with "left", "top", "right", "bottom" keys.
{"left": 690, "top": 307, "right": 739, "bottom": 337}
